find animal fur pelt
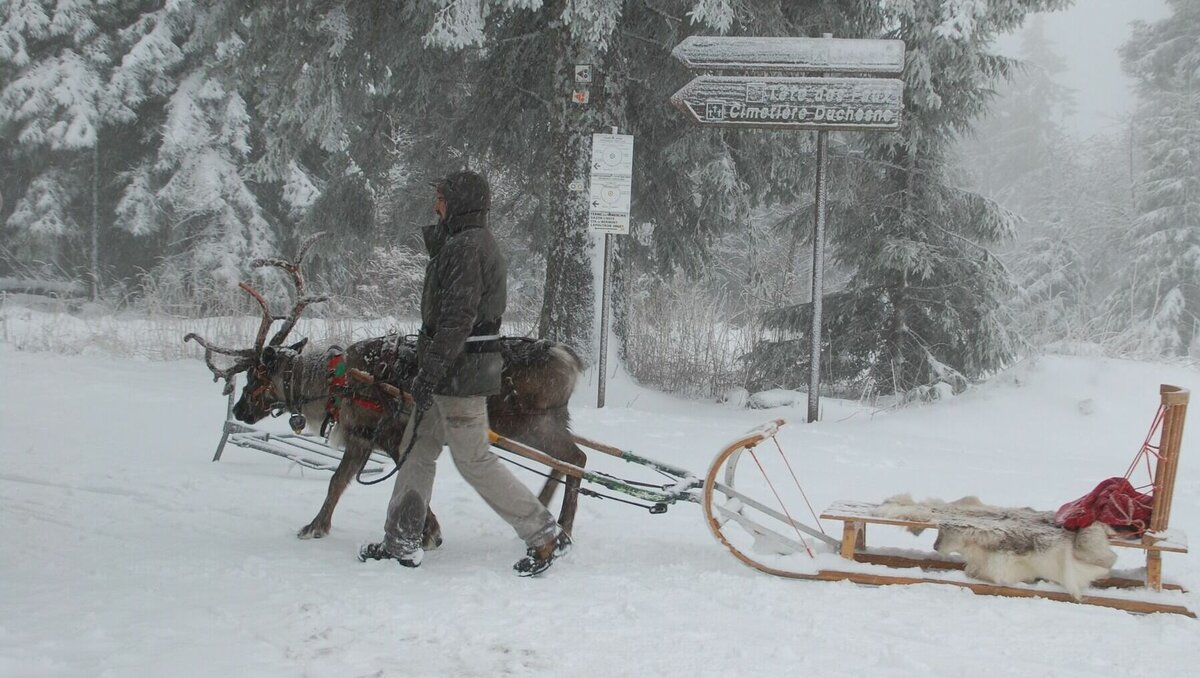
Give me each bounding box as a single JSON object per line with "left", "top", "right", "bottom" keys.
{"left": 873, "top": 494, "right": 1117, "bottom": 599}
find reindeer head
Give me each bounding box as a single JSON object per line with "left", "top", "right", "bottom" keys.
{"left": 185, "top": 234, "right": 326, "bottom": 425}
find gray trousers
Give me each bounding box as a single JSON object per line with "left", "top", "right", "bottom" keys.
{"left": 384, "top": 395, "right": 557, "bottom": 552}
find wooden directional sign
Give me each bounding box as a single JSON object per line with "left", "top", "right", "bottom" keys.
{"left": 672, "top": 36, "right": 905, "bottom": 74}
{"left": 672, "top": 75, "right": 903, "bottom": 131}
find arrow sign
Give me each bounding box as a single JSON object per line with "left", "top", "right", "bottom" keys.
{"left": 672, "top": 36, "right": 905, "bottom": 74}
{"left": 671, "top": 75, "right": 903, "bottom": 131}
{"left": 589, "top": 134, "right": 633, "bottom": 234}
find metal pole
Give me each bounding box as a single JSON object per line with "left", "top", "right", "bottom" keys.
{"left": 807, "top": 33, "right": 833, "bottom": 424}
{"left": 598, "top": 232, "right": 611, "bottom": 408}
{"left": 807, "top": 130, "right": 827, "bottom": 423}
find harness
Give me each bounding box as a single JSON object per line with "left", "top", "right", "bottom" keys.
{"left": 320, "top": 350, "right": 386, "bottom": 436}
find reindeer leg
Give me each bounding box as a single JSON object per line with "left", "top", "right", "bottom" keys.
{"left": 557, "top": 444, "right": 586, "bottom": 536}
{"left": 422, "top": 508, "right": 443, "bottom": 550}
{"left": 298, "top": 440, "right": 371, "bottom": 539}
{"left": 537, "top": 470, "right": 563, "bottom": 507}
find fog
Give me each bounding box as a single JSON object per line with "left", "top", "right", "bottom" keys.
{"left": 999, "top": 0, "right": 1171, "bottom": 138}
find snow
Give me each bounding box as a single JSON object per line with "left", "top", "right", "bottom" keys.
{"left": 2, "top": 334, "right": 1200, "bottom": 676}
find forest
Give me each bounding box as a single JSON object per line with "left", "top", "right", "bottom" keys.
{"left": 2, "top": 0, "right": 1197, "bottom": 401}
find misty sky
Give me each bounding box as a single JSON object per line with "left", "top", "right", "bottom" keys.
{"left": 1004, "top": 0, "right": 1171, "bottom": 139}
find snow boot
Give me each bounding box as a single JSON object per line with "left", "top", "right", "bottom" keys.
{"left": 513, "top": 530, "right": 572, "bottom": 577}
{"left": 358, "top": 541, "right": 423, "bottom": 568}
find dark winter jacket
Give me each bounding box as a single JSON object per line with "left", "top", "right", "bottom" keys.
{"left": 413, "top": 170, "right": 506, "bottom": 398}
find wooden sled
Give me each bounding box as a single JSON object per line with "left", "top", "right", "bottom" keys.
{"left": 704, "top": 384, "right": 1193, "bottom": 617}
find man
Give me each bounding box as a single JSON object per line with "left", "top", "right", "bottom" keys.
{"left": 358, "top": 169, "right": 569, "bottom": 576}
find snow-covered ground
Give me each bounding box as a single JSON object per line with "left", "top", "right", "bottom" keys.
{"left": 2, "top": 338, "right": 1199, "bottom": 677}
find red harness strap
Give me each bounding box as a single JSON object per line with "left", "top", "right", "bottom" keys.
{"left": 325, "top": 352, "right": 385, "bottom": 425}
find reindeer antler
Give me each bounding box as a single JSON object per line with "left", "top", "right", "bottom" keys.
{"left": 250, "top": 232, "right": 329, "bottom": 347}
{"left": 184, "top": 232, "right": 328, "bottom": 394}
{"left": 183, "top": 333, "right": 256, "bottom": 394}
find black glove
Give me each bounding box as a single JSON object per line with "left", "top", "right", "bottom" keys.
{"left": 409, "top": 373, "right": 435, "bottom": 414}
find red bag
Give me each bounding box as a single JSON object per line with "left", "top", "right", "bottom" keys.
{"left": 1055, "top": 477, "right": 1155, "bottom": 535}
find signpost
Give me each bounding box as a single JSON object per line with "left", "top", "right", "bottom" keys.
{"left": 672, "top": 34, "right": 905, "bottom": 423}
{"left": 589, "top": 131, "right": 634, "bottom": 407}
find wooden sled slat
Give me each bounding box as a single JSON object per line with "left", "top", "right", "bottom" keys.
{"left": 848, "top": 549, "right": 1186, "bottom": 591}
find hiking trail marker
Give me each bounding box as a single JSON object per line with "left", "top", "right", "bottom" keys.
{"left": 590, "top": 130, "right": 634, "bottom": 407}
{"left": 672, "top": 34, "right": 905, "bottom": 422}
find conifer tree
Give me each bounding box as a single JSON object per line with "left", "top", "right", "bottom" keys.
{"left": 808, "top": 0, "right": 1068, "bottom": 397}
{"left": 1107, "top": 0, "right": 1200, "bottom": 357}
{"left": 1, "top": 0, "right": 107, "bottom": 286}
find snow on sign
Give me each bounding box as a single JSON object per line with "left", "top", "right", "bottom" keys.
{"left": 589, "top": 133, "right": 633, "bottom": 234}
{"left": 672, "top": 75, "right": 903, "bottom": 131}
{"left": 671, "top": 36, "right": 905, "bottom": 74}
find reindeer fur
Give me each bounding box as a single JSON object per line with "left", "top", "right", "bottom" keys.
{"left": 874, "top": 494, "right": 1117, "bottom": 599}
{"left": 232, "top": 334, "right": 587, "bottom": 544}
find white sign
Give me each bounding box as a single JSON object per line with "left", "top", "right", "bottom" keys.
{"left": 672, "top": 36, "right": 905, "bottom": 74}
{"left": 672, "top": 75, "right": 903, "bottom": 131}
{"left": 575, "top": 64, "right": 593, "bottom": 84}
{"left": 589, "top": 133, "right": 633, "bottom": 234}
{"left": 587, "top": 211, "right": 630, "bottom": 233}
{"left": 590, "top": 134, "right": 633, "bottom": 177}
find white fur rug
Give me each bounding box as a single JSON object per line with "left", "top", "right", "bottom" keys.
{"left": 873, "top": 494, "right": 1117, "bottom": 599}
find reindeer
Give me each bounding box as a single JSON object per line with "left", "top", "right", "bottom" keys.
{"left": 185, "top": 235, "right": 586, "bottom": 548}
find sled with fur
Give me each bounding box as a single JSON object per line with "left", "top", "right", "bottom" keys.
{"left": 812, "top": 384, "right": 1192, "bottom": 617}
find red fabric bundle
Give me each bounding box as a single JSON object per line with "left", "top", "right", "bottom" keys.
{"left": 1055, "top": 477, "right": 1155, "bottom": 535}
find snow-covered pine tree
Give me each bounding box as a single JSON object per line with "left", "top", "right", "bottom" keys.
{"left": 0, "top": 0, "right": 107, "bottom": 289}
{"left": 1106, "top": 0, "right": 1200, "bottom": 357}
{"left": 951, "top": 15, "right": 1112, "bottom": 351}
{"left": 228, "top": 1, "right": 467, "bottom": 310}
{"left": 823, "top": 0, "right": 1070, "bottom": 398}
{"left": 105, "top": 1, "right": 292, "bottom": 312}
{"left": 145, "top": 70, "right": 277, "bottom": 310}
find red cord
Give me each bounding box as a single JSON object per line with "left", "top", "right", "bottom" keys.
{"left": 748, "top": 447, "right": 816, "bottom": 558}
{"left": 773, "top": 436, "right": 826, "bottom": 535}
{"left": 1123, "top": 404, "right": 1165, "bottom": 493}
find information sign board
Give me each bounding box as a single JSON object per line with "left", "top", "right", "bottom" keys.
{"left": 588, "top": 133, "right": 633, "bottom": 234}
{"left": 671, "top": 75, "right": 903, "bottom": 131}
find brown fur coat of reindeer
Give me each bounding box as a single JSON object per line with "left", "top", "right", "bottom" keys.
{"left": 185, "top": 236, "right": 586, "bottom": 548}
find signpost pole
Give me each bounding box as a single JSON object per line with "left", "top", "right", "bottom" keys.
{"left": 592, "top": 125, "right": 630, "bottom": 408}
{"left": 808, "top": 126, "right": 828, "bottom": 423}
{"left": 807, "top": 33, "right": 833, "bottom": 424}
{"left": 598, "top": 231, "right": 612, "bottom": 408}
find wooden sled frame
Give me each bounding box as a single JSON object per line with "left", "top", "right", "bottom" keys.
{"left": 813, "top": 384, "right": 1192, "bottom": 617}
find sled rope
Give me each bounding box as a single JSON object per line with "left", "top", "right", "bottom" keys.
{"left": 748, "top": 447, "right": 816, "bottom": 558}
{"left": 773, "top": 436, "right": 826, "bottom": 535}
{"left": 1124, "top": 403, "right": 1166, "bottom": 492}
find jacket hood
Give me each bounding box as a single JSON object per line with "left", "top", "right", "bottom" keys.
{"left": 435, "top": 170, "right": 490, "bottom": 227}
{"left": 424, "top": 170, "right": 490, "bottom": 255}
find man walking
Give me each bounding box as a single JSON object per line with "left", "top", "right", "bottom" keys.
{"left": 358, "top": 170, "right": 569, "bottom": 576}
